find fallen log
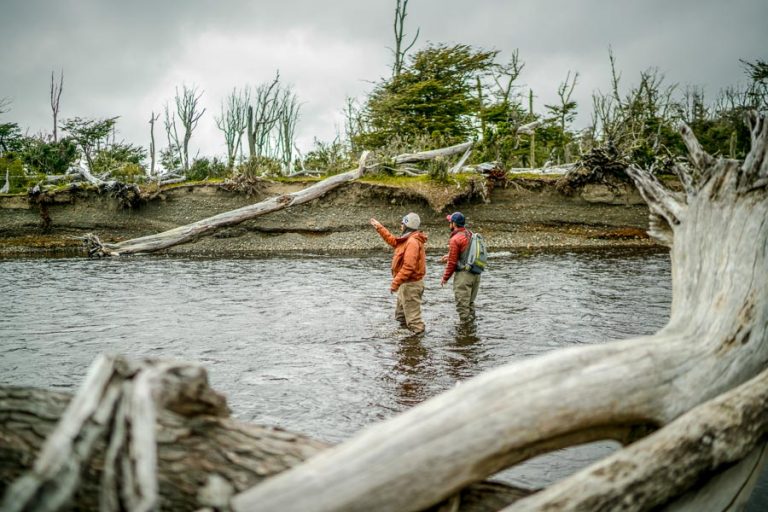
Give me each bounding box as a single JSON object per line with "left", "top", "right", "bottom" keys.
{"left": 83, "top": 151, "right": 370, "bottom": 256}
{"left": 394, "top": 141, "right": 473, "bottom": 165}
{"left": 230, "top": 113, "right": 768, "bottom": 511}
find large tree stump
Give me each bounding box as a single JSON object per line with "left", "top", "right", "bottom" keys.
{"left": 231, "top": 114, "right": 768, "bottom": 511}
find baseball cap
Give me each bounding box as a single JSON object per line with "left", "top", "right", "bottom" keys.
{"left": 445, "top": 212, "right": 465, "bottom": 226}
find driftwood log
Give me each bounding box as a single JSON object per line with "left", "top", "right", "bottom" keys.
{"left": 83, "top": 152, "right": 371, "bottom": 257}
{"left": 230, "top": 113, "right": 768, "bottom": 511}
{"left": 0, "top": 358, "right": 530, "bottom": 511}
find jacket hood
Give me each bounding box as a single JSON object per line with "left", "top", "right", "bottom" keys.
{"left": 397, "top": 230, "right": 428, "bottom": 244}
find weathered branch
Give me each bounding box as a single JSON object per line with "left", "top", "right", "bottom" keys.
{"left": 625, "top": 165, "right": 685, "bottom": 246}
{"left": 503, "top": 367, "right": 768, "bottom": 511}
{"left": 394, "top": 142, "right": 473, "bottom": 164}
{"left": 448, "top": 146, "right": 472, "bottom": 174}
{"left": 744, "top": 111, "right": 768, "bottom": 182}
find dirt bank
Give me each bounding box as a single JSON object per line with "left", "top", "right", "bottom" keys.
{"left": 0, "top": 177, "right": 660, "bottom": 258}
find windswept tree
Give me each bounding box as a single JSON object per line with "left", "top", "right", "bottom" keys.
{"left": 741, "top": 58, "right": 768, "bottom": 110}
{"left": 358, "top": 44, "right": 497, "bottom": 148}
{"left": 545, "top": 70, "right": 580, "bottom": 163}
{"left": 215, "top": 87, "right": 250, "bottom": 169}
{"left": 0, "top": 99, "right": 23, "bottom": 156}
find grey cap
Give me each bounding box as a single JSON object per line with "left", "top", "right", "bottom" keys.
{"left": 401, "top": 212, "right": 421, "bottom": 230}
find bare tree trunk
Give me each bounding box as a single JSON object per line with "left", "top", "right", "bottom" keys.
{"left": 148, "top": 112, "right": 159, "bottom": 178}
{"left": 246, "top": 74, "right": 281, "bottom": 161}
{"left": 50, "top": 70, "right": 63, "bottom": 143}
{"left": 230, "top": 113, "right": 768, "bottom": 511}
{"left": 392, "top": 0, "right": 419, "bottom": 78}
{"left": 216, "top": 88, "right": 250, "bottom": 170}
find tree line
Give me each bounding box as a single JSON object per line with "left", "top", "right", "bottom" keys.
{"left": 0, "top": 1, "right": 766, "bottom": 194}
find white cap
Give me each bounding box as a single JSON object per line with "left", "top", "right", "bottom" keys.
{"left": 401, "top": 212, "right": 421, "bottom": 230}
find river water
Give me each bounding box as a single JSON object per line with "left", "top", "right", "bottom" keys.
{"left": 1, "top": 249, "right": 765, "bottom": 508}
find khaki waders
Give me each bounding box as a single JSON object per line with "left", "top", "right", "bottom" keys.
{"left": 395, "top": 280, "right": 425, "bottom": 333}
{"left": 453, "top": 270, "right": 480, "bottom": 323}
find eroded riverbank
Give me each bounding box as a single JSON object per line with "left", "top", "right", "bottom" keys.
{"left": 0, "top": 177, "right": 659, "bottom": 257}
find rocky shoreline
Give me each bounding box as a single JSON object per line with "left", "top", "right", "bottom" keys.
{"left": 0, "top": 177, "right": 662, "bottom": 258}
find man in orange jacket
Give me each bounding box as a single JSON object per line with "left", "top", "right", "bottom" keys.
{"left": 370, "top": 213, "right": 428, "bottom": 334}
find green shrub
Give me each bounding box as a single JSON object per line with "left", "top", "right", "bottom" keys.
{"left": 187, "top": 157, "right": 230, "bottom": 181}
{"left": 0, "top": 156, "right": 31, "bottom": 194}
{"left": 236, "top": 156, "right": 282, "bottom": 178}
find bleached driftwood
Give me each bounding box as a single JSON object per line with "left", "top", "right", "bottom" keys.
{"left": 516, "top": 120, "right": 541, "bottom": 135}
{"left": 507, "top": 163, "right": 576, "bottom": 175}
{"left": 0, "top": 368, "right": 531, "bottom": 511}
{"left": 83, "top": 152, "right": 370, "bottom": 257}
{"left": 448, "top": 146, "right": 473, "bottom": 174}
{"left": 394, "top": 141, "right": 473, "bottom": 164}
{"left": 0, "top": 356, "right": 327, "bottom": 512}
{"left": 231, "top": 114, "right": 768, "bottom": 511}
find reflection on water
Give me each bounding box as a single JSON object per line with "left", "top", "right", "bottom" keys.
{"left": 0, "top": 248, "right": 765, "bottom": 507}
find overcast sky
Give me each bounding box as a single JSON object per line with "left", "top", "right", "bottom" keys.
{"left": 1, "top": 0, "right": 766, "bottom": 160}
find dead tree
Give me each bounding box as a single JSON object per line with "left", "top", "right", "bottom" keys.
{"left": 246, "top": 73, "right": 282, "bottom": 160}
{"left": 231, "top": 113, "right": 768, "bottom": 511}
{"left": 391, "top": 0, "right": 419, "bottom": 78}
{"left": 276, "top": 88, "right": 301, "bottom": 173}
{"left": 175, "top": 85, "right": 206, "bottom": 172}
{"left": 50, "top": 70, "right": 63, "bottom": 143}
{"left": 215, "top": 87, "right": 251, "bottom": 170}
{"left": 148, "top": 111, "right": 160, "bottom": 178}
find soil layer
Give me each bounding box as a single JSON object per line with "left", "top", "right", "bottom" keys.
{"left": 0, "top": 178, "right": 660, "bottom": 258}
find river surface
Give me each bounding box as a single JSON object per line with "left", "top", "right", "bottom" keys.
{"left": 1, "top": 249, "right": 765, "bottom": 508}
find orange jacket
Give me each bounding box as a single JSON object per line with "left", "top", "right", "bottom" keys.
{"left": 375, "top": 225, "right": 428, "bottom": 291}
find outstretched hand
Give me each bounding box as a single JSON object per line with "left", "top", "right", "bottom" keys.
{"left": 370, "top": 218, "right": 382, "bottom": 229}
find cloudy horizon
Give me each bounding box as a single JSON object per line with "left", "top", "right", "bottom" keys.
{"left": 1, "top": 0, "right": 766, "bottom": 162}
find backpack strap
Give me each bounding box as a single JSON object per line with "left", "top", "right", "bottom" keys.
{"left": 457, "top": 230, "right": 473, "bottom": 270}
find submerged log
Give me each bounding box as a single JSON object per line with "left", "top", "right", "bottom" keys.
{"left": 231, "top": 113, "right": 768, "bottom": 511}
